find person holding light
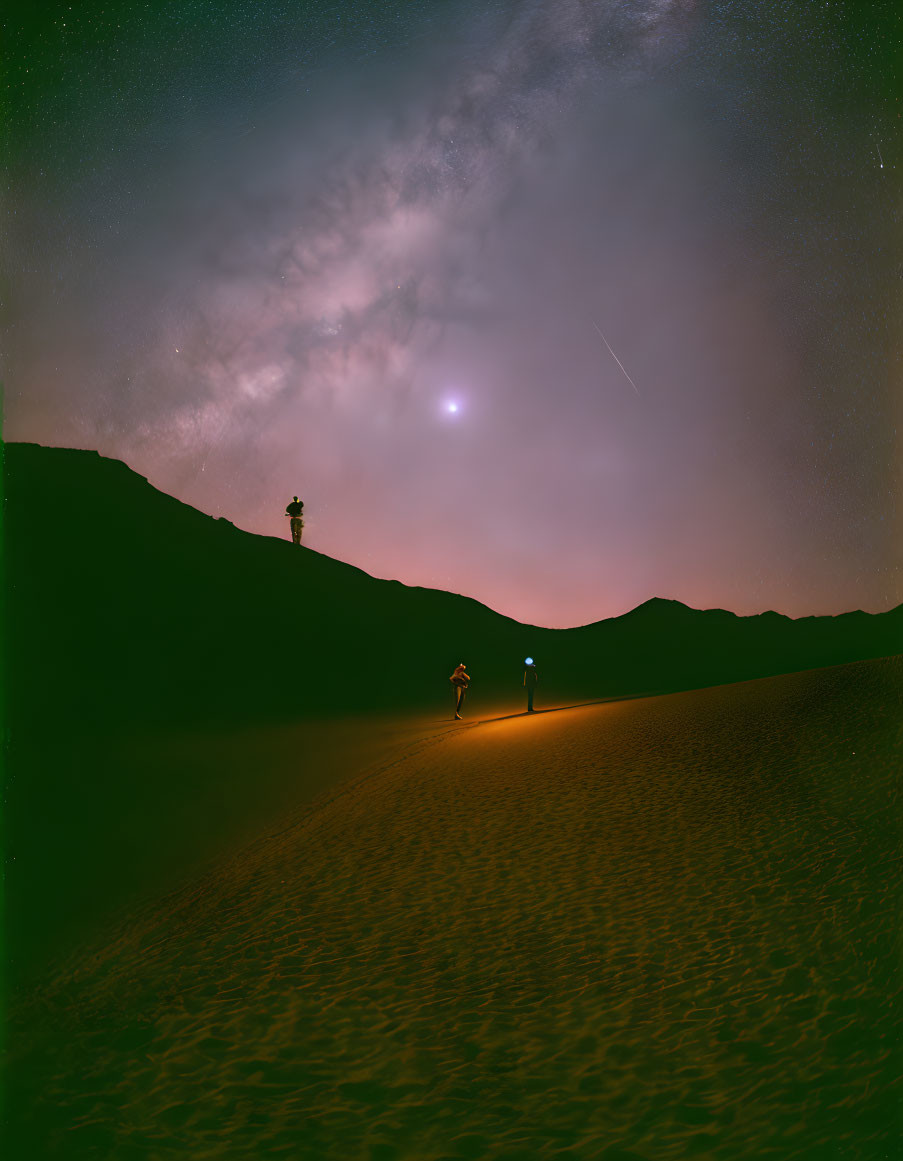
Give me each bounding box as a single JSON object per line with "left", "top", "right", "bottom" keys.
{"left": 523, "top": 658, "right": 539, "bottom": 713}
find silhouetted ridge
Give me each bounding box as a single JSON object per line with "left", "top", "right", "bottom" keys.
{"left": 612, "top": 596, "right": 710, "bottom": 623}
{"left": 4, "top": 441, "right": 901, "bottom": 733}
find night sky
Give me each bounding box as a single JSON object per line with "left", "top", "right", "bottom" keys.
{"left": 5, "top": 1, "right": 901, "bottom": 627}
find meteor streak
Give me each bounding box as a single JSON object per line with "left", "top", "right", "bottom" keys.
{"left": 593, "top": 322, "right": 640, "bottom": 396}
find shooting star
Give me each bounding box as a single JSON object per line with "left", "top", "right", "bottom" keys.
{"left": 593, "top": 322, "right": 640, "bottom": 396}
{"left": 876, "top": 142, "right": 885, "bottom": 169}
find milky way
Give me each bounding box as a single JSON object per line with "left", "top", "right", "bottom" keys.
{"left": 5, "top": 0, "right": 900, "bottom": 626}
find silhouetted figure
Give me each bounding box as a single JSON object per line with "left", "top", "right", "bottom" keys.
{"left": 523, "top": 659, "right": 539, "bottom": 712}
{"left": 285, "top": 496, "right": 304, "bottom": 544}
{"left": 450, "top": 663, "right": 470, "bottom": 719}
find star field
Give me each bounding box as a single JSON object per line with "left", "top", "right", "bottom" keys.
{"left": 4, "top": 0, "right": 901, "bottom": 626}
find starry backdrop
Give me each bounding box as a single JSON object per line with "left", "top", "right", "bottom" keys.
{"left": 4, "top": 0, "right": 900, "bottom": 627}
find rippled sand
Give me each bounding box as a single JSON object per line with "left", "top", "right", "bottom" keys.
{"left": 9, "top": 658, "right": 902, "bottom": 1160}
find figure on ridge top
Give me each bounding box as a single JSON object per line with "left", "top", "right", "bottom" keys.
{"left": 285, "top": 496, "right": 304, "bottom": 545}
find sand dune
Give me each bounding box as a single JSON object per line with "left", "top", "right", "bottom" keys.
{"left": 8, "top": 658, "right": 902, "bottom": 1160}
{"left": 7, "top": 443, "right": 902, "bottom": 740}
{"left": 7, "top": 711, "right": 501, "bottom": 982}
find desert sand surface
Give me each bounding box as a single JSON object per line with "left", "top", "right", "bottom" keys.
{"left": 9, "top": 710, "right": 520, "bottom": 982}
{"left": 8, "top": 658, "right": 902, "bottom": 1160}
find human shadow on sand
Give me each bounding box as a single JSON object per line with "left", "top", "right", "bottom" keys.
{"left": 439, "top": 690, "right": 661, "bottom": 728}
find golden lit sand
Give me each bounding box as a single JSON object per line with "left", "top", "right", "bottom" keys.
{"left": 10, "top": 658, "right": 902, "bottom": 1160}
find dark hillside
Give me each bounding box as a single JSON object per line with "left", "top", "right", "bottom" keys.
{"left": 4, "top": 441, "right": 901, "bottom": 735}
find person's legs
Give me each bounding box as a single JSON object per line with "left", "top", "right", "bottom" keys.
{"left": 455, "top": 686, "right": 465, "bottom": 718}
{"left": 527, "top": 687, "right": 534, "bottom": 712}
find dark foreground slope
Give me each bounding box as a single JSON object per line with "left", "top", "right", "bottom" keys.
{"left": 8, "top": 659, "right": 902, "bottom": 1161}
{"left": 4, "top": 441, "right": 901, "bottom": 734}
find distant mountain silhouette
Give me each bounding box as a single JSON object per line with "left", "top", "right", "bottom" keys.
{"left": 4, "top": 441, "right": 901, "bottom": 734}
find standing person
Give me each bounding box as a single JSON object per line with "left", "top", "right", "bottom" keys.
{"left": 523, "top": 658, "right": 539, "bottom": 713}
{"left": 450, "top": 663, "right": 470, "bottom": 720}
{"left": 285, "top": 496, "right": 304, "bottom": 544}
